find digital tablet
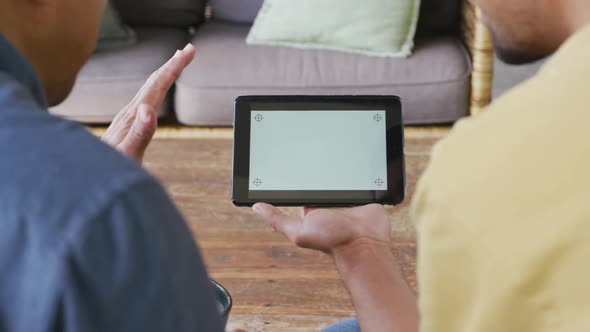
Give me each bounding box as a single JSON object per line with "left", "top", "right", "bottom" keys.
{"left": 231, "top": 96, "right": 405, "bottom": 207}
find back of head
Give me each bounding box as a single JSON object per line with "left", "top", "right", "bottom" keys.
{"left": 472, "top": 0, "right": 590, "bottom": 64}
{"left": 0, "top": 0, "right": 106, "bottom": 106}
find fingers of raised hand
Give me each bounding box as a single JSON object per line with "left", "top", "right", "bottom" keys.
{"left": 102, "top": 109, "right": 134, "bottom": 147}
{"left": 105, "top": 44, "right": 195, "bottom": 146}
{"left": 116, "top": 104, "right": 157, "bottom": 162}
{"left": 135, "top": 43, "right": 196, "bottom": 108}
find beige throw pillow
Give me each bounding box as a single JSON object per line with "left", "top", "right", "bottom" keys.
{"left": 247, "top": 0, "right": 421, "bottom": 57}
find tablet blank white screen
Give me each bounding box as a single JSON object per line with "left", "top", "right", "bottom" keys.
{"left": 249, "top": 111, "right": 388, "bottom": 191}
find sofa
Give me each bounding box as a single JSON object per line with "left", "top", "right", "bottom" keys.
{"left": 50, "top": 0, "right": 494, "bottom": 126}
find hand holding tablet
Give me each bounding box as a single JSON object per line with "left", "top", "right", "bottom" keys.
{"left": 232, "top": 96, "right": 405, "bottom": 206}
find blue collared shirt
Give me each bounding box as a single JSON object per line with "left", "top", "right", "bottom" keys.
{"left": 0, "top": 35, "right": 223, "bottom": 331}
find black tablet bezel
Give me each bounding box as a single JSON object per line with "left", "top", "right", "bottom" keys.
{"left": 232, "top": 95, "right": 405, "bottom": 207}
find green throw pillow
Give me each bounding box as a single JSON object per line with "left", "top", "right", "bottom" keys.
{"left": 96, "top": 2, "right": 137, "bottom": 52}
{"left": 247, "top": 0, "right": 421, "bottom": 57}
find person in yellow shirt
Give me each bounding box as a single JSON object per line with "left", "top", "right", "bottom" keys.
{"left": 253, "top": 0, "right": 590, "bottom": 331}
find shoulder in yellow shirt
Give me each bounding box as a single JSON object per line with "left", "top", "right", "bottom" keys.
{"left": 413, "top": 23, "right": 590, "bottom": 332}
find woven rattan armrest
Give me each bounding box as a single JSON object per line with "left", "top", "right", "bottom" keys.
{"left": 461, "top": 0, "right": 495, "bottom": 115}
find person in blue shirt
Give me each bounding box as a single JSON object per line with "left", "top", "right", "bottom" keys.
{"left": 0, "top": 0, "right": 230, "bottom": 331}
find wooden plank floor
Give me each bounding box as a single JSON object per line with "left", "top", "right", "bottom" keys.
{"left": 140, "top": 128, "right": 448, "bottom": 331}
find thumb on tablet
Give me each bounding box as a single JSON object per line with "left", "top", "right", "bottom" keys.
{"left": 253, "top": 203, "right": 301, "bottom": 241}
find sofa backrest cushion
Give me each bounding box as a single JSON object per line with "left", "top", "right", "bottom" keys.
{"left": 112, "top": 0, "right": 207, "bottom": 27}
{"left": 210, "top": 0, "right": 264, "bottom": 24}
{"left": 210, "top": 0, "right": 460, "bottom": 36}
{"left": 417, "top": 0, "right": 461, "bottom": 36}
{"left": 96, "top": 2, "right": 137, "bottom": 52}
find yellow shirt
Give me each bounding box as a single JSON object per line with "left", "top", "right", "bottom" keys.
{"left": 413, "top": 24, "right": 590, "bottom": 332}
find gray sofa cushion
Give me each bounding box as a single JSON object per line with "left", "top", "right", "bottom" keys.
{"left": 50, "top": 28, "right": 188, "bottom": 123}
{"left": 209, "top": 0, "right": 460, "bottom": 36}
{"left": 112, "top": 0, "right": 206, "bottom": 27}
{"left": 175, "top": 22, "right": 471, "bottom": 126}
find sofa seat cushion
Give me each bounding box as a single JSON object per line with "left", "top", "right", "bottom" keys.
{"left": 175, "top": 22, "right": 471, "bottom": 126}
{"left": 50, "top": 28, "right": 188, "bottom": 123}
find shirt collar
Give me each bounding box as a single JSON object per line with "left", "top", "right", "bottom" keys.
{"left": 0, "top": 35, "right": 48, "bottom": 109}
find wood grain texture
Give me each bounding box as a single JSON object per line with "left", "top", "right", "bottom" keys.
{"left": 88, "top": 126, "right": 451, "bottom": 141}
{"left": 141, "top": 130, "right": 447, "bottom": 331}
{"left": 462, "top": 0, "right": 495, "bottom": 115}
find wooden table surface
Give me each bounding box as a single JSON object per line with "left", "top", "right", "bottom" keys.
{"left": 142, "top": 129, "right": 445, "bottom": 331}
